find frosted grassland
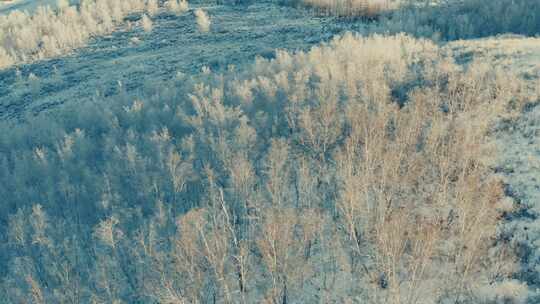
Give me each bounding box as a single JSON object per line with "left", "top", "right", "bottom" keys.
{"left": 0, "top": 1, "right": 353, "bottom": 121}
{"left": 0, "top": 0, "right": 539, "bottom": 303}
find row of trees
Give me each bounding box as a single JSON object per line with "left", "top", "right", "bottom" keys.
{"left": 376, "top": 0, "right": 539, "bottom": 40}
{"left": 0, "top": 33, "right": 536, "bottom": 303}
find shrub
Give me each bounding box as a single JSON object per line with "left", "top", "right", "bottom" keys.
{"left": 165, "top": 0, "right": 189, "bottom": 15}
{"left": 141, "top": 13, "right": 153, "bottom": 32}
{"left": 0, "top": 46, "right": 13, "bottom": 69}
{"left": 57, "top": 0, "right": 70, "bottom": 10}
{"left": 194, "top": 8, "right": 210, "bottom": 32}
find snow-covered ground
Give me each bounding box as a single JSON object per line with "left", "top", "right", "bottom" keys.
{"left": 448, "top": 35, "right": 540, "bottom": 82}
{"left": 497, "top": 103, "right": 540, "bottom": 297}
{"left": 449, "top": 35, "right": 540, "bottom": 298}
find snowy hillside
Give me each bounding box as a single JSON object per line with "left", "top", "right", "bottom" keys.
{"left": 0, "top": 0, "right": 539, "bottom": 303}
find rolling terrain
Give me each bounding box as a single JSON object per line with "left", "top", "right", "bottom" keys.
{"left": 0, "top": 0, "right": 539, "bottom": 302}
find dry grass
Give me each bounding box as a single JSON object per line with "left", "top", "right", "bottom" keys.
{"left": 0, "top": 0, "right": 185, "bottom": 70}
{"left": 300, "top": 0, "right": 399, "bottom": 17}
